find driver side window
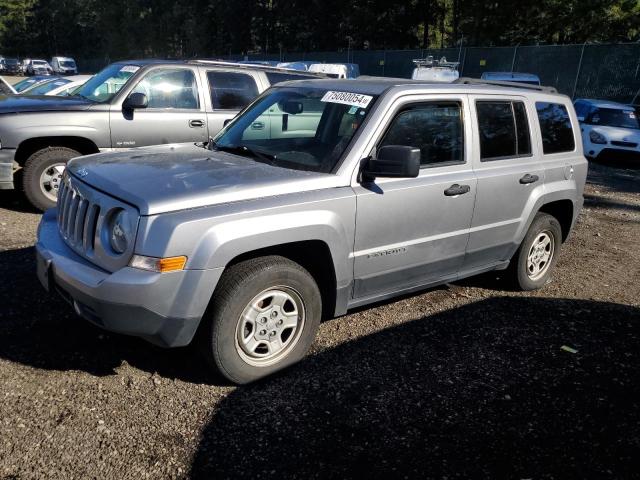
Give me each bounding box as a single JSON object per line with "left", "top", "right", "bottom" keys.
{"left": 131, "top": 68, "right": 200, "bottom": 109}
{"left": 380, "top": 102, "right": 465, "bottom": 167}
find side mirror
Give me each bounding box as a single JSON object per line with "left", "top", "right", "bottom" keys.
{"left": 363, "top": 145, "right": 421, "bottom": 180}
{"left": 123, "top": 92, "right": 148, "bottom": 110}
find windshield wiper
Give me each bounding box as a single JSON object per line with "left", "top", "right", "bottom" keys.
{"left": 215, "top": 144, "right": 277, "bottom": 164}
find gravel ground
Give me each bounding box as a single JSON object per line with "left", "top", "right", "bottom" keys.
{"left": 0, "top": 160, "right": 639, "bottom": 479}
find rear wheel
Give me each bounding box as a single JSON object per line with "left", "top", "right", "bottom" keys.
{"left": 509, "top": 212, "right": 562, "bottom": 291}
{"left": 198, "top": 256, "right": 322, "bottom": 384}
{"left": 22, "top": 147, "right": 80, "bottom": 211}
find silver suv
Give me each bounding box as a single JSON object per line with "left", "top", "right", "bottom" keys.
{"left": 35, "top": 77, "right": 587, "bottom": 383}
{"left": 0, "top": 60, "right": 322, "bottom": 210}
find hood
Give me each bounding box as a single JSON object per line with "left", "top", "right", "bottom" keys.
{"left": 0, "top": 94, "right": 93, "bottom": 114}
{"left": 66, "top": 143, "right": 340, "bottom": 215}
{"left": 591, "top": 125, "right": 640, "bottom": 143}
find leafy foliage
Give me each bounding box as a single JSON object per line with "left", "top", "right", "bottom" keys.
{"left": 0, "top": 0, "right": 638, "bottom": 60}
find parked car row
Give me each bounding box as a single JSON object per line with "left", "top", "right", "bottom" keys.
{"left": 0, "top": 59, "right": 326, "bottom": 209}
{"left": 0, "top": 56, "right": 78, "bottom": 76}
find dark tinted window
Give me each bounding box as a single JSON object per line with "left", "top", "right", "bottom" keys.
{"left": 513, "top": 102, "right": 531, "bottom": 155}
{"left": 380, "top": 102, "right": 464, "bottom": 167}
{"left": 536, "top": 102, "right": 575, "bottom": 154}
{"left": 207, "top": 71, "right": 259, "bottom": 110}
{"left": 265, "top": 72, "right": 318, "bottom": 85}
{"left": 477, "top": 101, "right": 531, "bottom": 160}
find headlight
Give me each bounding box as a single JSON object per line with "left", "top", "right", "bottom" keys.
{"left": 108, "top": 209, "right": 132, "bottom": 254}
{"left": 589, "top": 130, "right": 607, "bottom": 144}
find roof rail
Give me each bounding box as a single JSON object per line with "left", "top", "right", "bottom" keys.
{"left": 455, "top": 77, "right": 557, "bottom": 93}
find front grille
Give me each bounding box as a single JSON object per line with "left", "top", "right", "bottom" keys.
{"left": 611, "top": 141, "right": 638, "bottom": 148}
{"left": 57, "top": 177, "right": 101, "bottom": 254}
{"left": 56, "top": 171, "right": 139, "bottom": 273}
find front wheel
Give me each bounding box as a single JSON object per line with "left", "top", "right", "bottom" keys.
{"left": 22, "top": 147, "right": 80, "bottom": 211}
{"left": 509, "top": 212, "right": 562, "bottom": 291}
{"left": 198, "top": 256, "right": 322, "bottom": 384}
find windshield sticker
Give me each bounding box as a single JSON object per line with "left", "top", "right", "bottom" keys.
{"left": 120, "top": 65, "right": 140, "bottom": 73}
{"left": 321, "top": 91, "right": 372, "bottom": 108}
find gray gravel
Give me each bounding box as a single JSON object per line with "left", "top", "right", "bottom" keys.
{"left": 0, "top": 161, "right": 639, "bottom": 479}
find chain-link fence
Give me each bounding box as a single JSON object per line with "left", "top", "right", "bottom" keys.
{"left": 223, "top": 43, "right": 640, "bottom": 104}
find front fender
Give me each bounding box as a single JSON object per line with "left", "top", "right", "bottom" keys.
{"left": 135, "top": 188, "right": 357, "bottom": 295}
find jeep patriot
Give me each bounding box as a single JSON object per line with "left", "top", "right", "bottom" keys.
{"left": 36, "top": 77, "right": 587, "bottom": 383}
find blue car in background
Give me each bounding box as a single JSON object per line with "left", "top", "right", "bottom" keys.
{"left": 12, "top": 76, "right": 54, "bottom": 93}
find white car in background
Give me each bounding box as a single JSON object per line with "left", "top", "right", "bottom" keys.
{"left": 574, "top": 98, "right": 640, "bottom": 161}
{"left": 411, "top": 56, "right": 459, "bottom": 82}
{"left": 45, "top": 75, "right": 92, "bottom": 96}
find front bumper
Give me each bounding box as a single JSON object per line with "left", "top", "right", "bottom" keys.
{"left": 36, "top": 209, "right": 224, "bottom": 347}
{"left": 0, "top": 149, "right": 16, "bottom": 190}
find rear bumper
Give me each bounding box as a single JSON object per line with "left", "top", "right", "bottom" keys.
{"left": 36, "top": 209, "right": 224, "bottom": 347}
{"left": 0, "top": 149, "right": 16, "bottom": 189}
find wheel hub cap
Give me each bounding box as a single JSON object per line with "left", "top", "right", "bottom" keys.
{"left": 235, "top": 287, "right": 305, "bottom": 366}
{"left": 39, "top": 163, "right": 66, "bottom": 202}
{"left": 526, "top": 231, "right": 554, "bottom": 281}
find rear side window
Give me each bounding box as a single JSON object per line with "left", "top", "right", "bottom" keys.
{"left": 265, "top": 72, "right": 317, "bottom": 85}
{"left": 380, "top": 102, "right": 464, "bottom": 167}
{"left": 207, "top": 71, "right": 259, "bottom": 110}
{"left": 536, "top": 102, "right": 575, "bottom": 154}
{"left": 476, "top": 101, "right": 532, "bottom": 160}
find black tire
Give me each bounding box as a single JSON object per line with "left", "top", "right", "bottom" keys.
{"left": 198, "top": 256, "right": 322, "bottom": 384}
{"left": 509, "top": 212, "right": 562, "bottom": 291}
{"left": 22, "top": 147, "right": 80, "bottom": 211}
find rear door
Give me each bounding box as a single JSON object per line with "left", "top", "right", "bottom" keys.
{"left": 109, "top": 66, "right": 207, "bottom": 148}
{"left": 463, "top": 95, "right": 544, "bottom": 271}
{"left": 199, "top": 68, "right": 264, "bottom": 137}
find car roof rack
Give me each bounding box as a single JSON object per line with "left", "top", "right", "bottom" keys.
{"left": 413, "top": 56, "right": 460, "bottom": 69}
{"left": 455, "top": 77, "right": 557, "bottom": 93}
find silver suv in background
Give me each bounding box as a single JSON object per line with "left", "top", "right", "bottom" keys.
{"left": 0, "top": 60, "right": 323, "bottom": 210}
{"left": 36, "top": 77, "right": 587, "bottom": 383}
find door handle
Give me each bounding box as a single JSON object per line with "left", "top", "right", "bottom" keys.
{"left": 444, "top": 184, "right": 471, "bottom": 196}
{"left": 251, "top": 121, "right": 265, "bottom": 130}
{"left": 519, "top": 173, "right": 539, "bottom": 185}
{"left": 189, "top": 119, "right": 205, "bottom": 128}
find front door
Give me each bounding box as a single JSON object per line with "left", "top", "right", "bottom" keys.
{"left": 109, "top": 66, "right": 207, "bottom": 149}
{"left": 352, "top": 96, "right": 477, "bottom": 301}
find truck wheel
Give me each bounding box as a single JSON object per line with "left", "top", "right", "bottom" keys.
{"left": 199, "top": 256, "right": 322, "bottom": 384}
{"left": 509, "top": 212, "right": 562, "bottom": 291}
{"left": 23, "top": 147, "right": 80, "bottom": 211}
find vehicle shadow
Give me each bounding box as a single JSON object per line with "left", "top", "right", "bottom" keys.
{"left": 190, "top": 296, "right": 640, "bottom": 479}
{"left": 0, "top": 246, "right": 212, "bottom": 384}
{"left": 0, "top": 175, "right": 40, "bottom": 214}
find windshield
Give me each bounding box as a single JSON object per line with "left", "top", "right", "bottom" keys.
{"left": 13, "top": 78, "right": 40, "bottom": 92}
{"left": 33, "top": 61, "right": 47, "bottom": 66}
{"left": 60, "top": 60, "right": 76, "bottom": 68}
{"left": 5, "top": 59, "right": 18, "bottom": 65}
{"left": 212, "top": 87, "right": 377, "bottom": 173}
{"left": 25, "top": 78, "right": 71, "bottom": 95}
{"left": 590, "top": 108, "right": 639, "bottom": 130}
{"left": 74, "top": 63, "right": 139, "bottom": 103}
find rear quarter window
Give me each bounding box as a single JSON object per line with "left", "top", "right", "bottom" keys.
{"left": 265, "top": 72, "right": 318, "bottom": 85}
{"left": 207, "top": 71, "right": 259, "bottom": 110}
{"left": 535, "top": 102, "right": 575, "bottom": 154}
